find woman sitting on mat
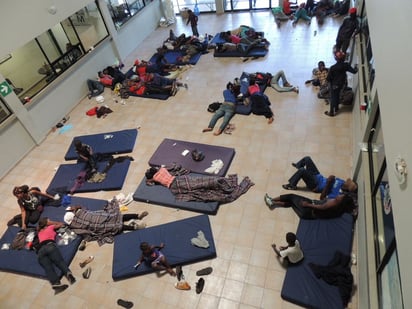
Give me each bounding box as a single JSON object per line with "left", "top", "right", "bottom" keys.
{"left": 145, "top": 166, "right": 254, "bottom": 203}
{"left": 264, "top": 193, "right": 356, "bottom": 219}
{"left": 9, "top": 185, "right": 59, "bottom": 229}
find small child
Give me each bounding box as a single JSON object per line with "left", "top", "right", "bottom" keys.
{"left": 135, "top": 242, "right": 176, "bottom": 276}
{"left": 272, "top": 232, "right": 304, "bottom": 264}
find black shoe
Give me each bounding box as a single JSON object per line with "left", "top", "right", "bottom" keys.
{"left": 324, "top": 111, "right": 335, "bottom": 117}
{"left": 117, "top": 299, "right": 134, "bottom": 308}
{"left": 52, "top": 283, "right": 69, "bottom": 295}
{"left": 196, "top": 267, "right": 213, "bottom": 276}
{"left": 282, "top": 184, "right": 297, "bottom": 190}
{"left": 66, "top": 272, "right": 76, "bottom": 285}
{"left": 196, "top": 278, "right": 205, "bottom": 294}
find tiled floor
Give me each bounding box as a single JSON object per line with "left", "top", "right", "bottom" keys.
{"left": 0, "top": 11, "right": 357, "bottom": 309}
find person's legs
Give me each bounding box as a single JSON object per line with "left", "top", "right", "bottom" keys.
{"left": 27, "top": 209, "right": 42, "bottom": 225}
{"left": 270, "top": 71, "right": 295, "bottom": 92}
{"left": 218, "top": 105, "right": 236, "bottom": 132}
{"left": 328, "top": 86, "right": 341, "bottom": 115}
{"left": 341, "top": 38, "right": 351, "bottom": 54}
{"left": 294, "top": 156, "right": 320, "bottom": 174}
{"left": 206, "top": 108, "right": 225, "bottom": 130}
{"left": 122, "top": 214, "right": 139, "bottom": 221}
{"left": 38, "top": 245, "right": 61, "bottom": 285}
{"left": 287, "top": 168, "right": 316, "bottom": 188}
{"left": 48, "top": 243, "right": 70, "bottom": 276}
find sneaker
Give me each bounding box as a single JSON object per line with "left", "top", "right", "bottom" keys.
{"left": 284, "top": 82, "right": 292, "bottom": 87}
{"left": 282, "top": 184, "right": 297, "bottom": 190}
{"left": 66, "top": 272, "right": 76, "bottom": 285}
{"left": 264, "top": 193, "right": 274, "bottom": 209}
{"left": 294, "top": 87, "right": 299, "bottom": 94}
{"left": 130, "top": 220, "right": 146, "bottom": 230}
{"left": 52, "top": 283, "right": 69, "bottom": 295}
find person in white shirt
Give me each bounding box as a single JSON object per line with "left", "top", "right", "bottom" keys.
{"left": 272, "top": 232, "right": 304, "bottom": 264}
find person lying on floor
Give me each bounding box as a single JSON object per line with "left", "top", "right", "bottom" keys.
{"left": 282, "top": 156, "right": 358, "bottom": 200}
{"left": 145, "top": 166, "right": 254, "bottom": 203}
{"left": 243, "top": 76, "right": 275, "bottom": 124}
{"left": 203, "top": 81, "right": 242, "bottom": 136}
{"left": 63, "top": 198, "right": 149, "bottom": 245}
{"left": 264, "top": 192, "right": 357, "bottom": 219}
{"left": 126, "top": 74, "right": 186, "bottom": 96}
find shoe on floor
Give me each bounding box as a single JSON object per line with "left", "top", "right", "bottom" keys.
{"left": 82, "top": 267, "right": 92, "bottom": 279}
{"left": 282, "top": 184, "right": 297, "bottom": 190}
{"left": 78, "top": 240, "right": 86, "bottom": 251}
{"left": 175, "top": 281, "right": 191, "bottom": 290}
{"left": 324, "top": 111, "right": 335, "bottom": 117}
{"left": 66, "top": 272, "right": 76, "bottom": 285}
{"left": 52, "top": 283, "right": 69, "bottom": 295}
{"left": 196, "top": 278, "right": 205, "bottom": 294}
{"left": 117, "top": 298, "right": 134, "bottom": 308}
{"left": 264, "top": 193, "right": 274, "bottom": 209}
{"left": 138, "top": 211, "right": 149, "bottom": 220}
{"left": 196, "top": 266, "right": 213, "bottom": 276}
{"left": 79, "top": 256, "right": 94, "bottom": 268}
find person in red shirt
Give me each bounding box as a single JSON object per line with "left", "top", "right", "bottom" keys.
{"left": 36, "top": 217, "right": 76, "bottom": 294}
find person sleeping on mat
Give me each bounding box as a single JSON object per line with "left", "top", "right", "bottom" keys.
{"left": 145, "top": 166, "right": 254, "bottom": 203}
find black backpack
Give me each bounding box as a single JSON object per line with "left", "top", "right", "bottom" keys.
{"left": 207, "top": 102, "right": 222, "bottom": 113}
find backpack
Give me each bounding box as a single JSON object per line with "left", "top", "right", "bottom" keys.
{"left": 11, "top": 230, "right": 28, "bottom": 250}
{"left": 340, "top": 88, "right": 354, "bottom": 105}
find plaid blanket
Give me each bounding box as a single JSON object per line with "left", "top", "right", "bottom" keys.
{"left": 170, "top": 174, "right": 254, "bottom": 203}
{"left": 69, "top": 199, "right": 122, "bottom": 245}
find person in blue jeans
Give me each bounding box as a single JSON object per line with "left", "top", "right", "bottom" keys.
{"left": 203, "top": 81, "right": 241, "bottom": 136}
{"left": 36, "top": 217, "right": 76, "bottom": 294}
{"left": 282, "top": 156, "right": 358, "bottom": 199}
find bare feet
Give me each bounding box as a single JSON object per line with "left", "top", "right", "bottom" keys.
{"left": 213, "top": 129, "right": 222, "bottom": 136}
{"left": 202, "top": 128, "right": 213, "bottom": 133}
{"left": 268, "top": 117, "right": 274, "bottom": 124}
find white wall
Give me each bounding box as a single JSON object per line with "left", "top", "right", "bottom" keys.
{"left": 0, "top": 0, "right": 162, "bottom": 178}
{"left": 366, "top": 0, "right": 412, "bottom": 308}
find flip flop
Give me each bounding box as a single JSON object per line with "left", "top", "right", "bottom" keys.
{"left": 117, "top": 299, "right": 134, "bottom": 308}
{"left": 79, "top": 256, "right": 94, "bottom": 268}
{"left": 82, "top": 267, "right": 92, "bottom": 279}
{"left": 196, "top": 267, "right": 213, "bottom": 276}
{"left": 196, "top": 278, "right": 205, "bottom": 294}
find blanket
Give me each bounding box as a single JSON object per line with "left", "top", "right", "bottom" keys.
{"left": 69, "top": 199, "right": 122, "bottom": 245}
{"left": 169, "top": 174, "right": 254, "bottom": 203}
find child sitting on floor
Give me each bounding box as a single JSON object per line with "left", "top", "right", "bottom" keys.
{"left": 135, "top": 242, "right": 176, "bottom": 276}
{"left": 272, "top": 232, "right": 304, "bottom": 265}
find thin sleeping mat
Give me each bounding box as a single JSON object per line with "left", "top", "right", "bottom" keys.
{"left": 112, "top": 214, "right": 216, "bottom": 280}
{"left": 46, "top": 158, "right": 131, "bottom": 194}
{"left": 149, "top": 50, "right": 202, "bottom": 65}
{"left": 210, "top": 32, "right": 268, "bottom": 58}
{"left": 0, "top": 226, "right": 81, "bottom": 280}
{"left": 148, "top": 138, "right": 235, "bottom": 177}
{"left": 281, "top": 213, "right": 355, "bottom": 309}
{"left": 133, "top": 172, "right": 220, "bottom": 215}
{"left": 64, "top": 129, "right": 138, "bottom": 160}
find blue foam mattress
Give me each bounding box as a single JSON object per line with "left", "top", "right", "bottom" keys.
{"left": 112, "top": 214, "right": 216, "bottom": 280}
{"left": 64, "top": 129, "right": 137, "bottom": 160}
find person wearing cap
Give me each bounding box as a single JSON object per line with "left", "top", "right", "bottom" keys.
{"left": 325, "top": 51, "right": 358, "bottom": 117}
{"left": 335, "top": 7, "right": 360, "bottom": 53}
